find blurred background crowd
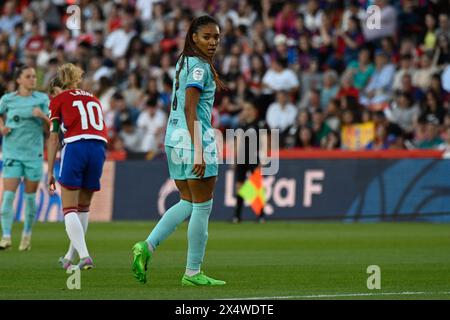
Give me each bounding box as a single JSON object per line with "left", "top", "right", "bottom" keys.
{"left": 0, "top": 0, "right": 449, "bottom": 157}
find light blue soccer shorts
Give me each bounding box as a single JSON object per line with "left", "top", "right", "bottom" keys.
{"left": 2, "top": 159, "right": 43, "bottom": 181}
{"left": 165, "top": 146, "right": 218, "bottom": 180}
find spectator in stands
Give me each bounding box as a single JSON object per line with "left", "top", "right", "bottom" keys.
{"left": 436, "top": 13, "right": 450, "bottom": 39}
{"left": 0, "top": 1, "right": 22, "bottom": 34}
{"left": 359, "top": 50, "right": 396, "bottom": 109}
{"left": 311, "top": 109, "right": 331, "bottom": 147}
{"left": 303, "top": 0, "right": 323, "bottom": 32}
{"left": 123, "top": 73, "right": 144, "bottom": 110}
{"left": 113, "top": 92, "right": 140, "bottom": 133}
{"left": 218, "top": 93, "right": 241, "bottom": 130}
{"left": 337, "top": 73, "right": 359, "bottom": 101}
{"left": 322, "top": 130, "right": 341, "bottom": 150}
{"left": 366, "top": 123, "right": 391, "bottom": 150}
{"left": 262, "top": 57, "right": 299, "bottom": 96}
{"left": 325, "top": 98, "right": 341, "bottom": 132}
{"left": 104, "top": 6, "right": 137, "bottom": 59}
{"left": 295, "top": 126, "right": 316, "bottom": 149}
{"left": 266, "top": 90, "right": 298, "bottom": 133}
{"left": 384, "top": 92, "right": 420, "bottom": 135}
{"left": 416, "top": 118, "right": 444, "bottom": 149}
{"left": 119, "top": 118, "right": 143, "bottom": 153}
{"left": 421, "top": 13, "right": 438, "bottom": 52}
{"left": 393, "top": 54, "right": 416, "bottom": 92}
{"left": 320, "top": 70, "right": 339, "bottom": 110}
{"left": 413, "top": 52, "right": 439, "bottom": 91}
{"left": 345, "top": 48, "right": 375, "bottom": 91}
{"left": 137, "top": 98, "right": 166, "bottom": 154}
{"left": 435, "top": 34, "right": 450, "bottom": 67}
{"left": 420, "top": 90, "right": 446, "bottom": 125}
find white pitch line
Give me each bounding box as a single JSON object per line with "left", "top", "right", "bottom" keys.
{"left": 217, "top": 291, "right": 450, "bottom": 300}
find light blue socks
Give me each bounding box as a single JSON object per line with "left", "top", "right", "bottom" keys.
{"left": 147, "top": 199, "right": 193, "bottom": 249}
{"left": 1, "top": 191, "right": 16, "bottom": 238}
{"left": 186, "top": 199, "right": 213, "bottom": 271}
{"left": 23, "top": 193, "right": 37, "bottom": 235}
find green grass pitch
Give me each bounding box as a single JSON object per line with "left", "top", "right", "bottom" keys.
{"left": 0, "top": 221, "right": 449, "bottom": 300}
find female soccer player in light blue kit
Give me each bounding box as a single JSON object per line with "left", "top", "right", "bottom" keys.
{"left": 132, "top": 15, "right": 226, "bottom": 286}
{"left": 0, "top": 65, "right": 49, "bottom": 250}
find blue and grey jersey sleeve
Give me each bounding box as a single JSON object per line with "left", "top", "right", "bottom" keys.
{"left": 186, "top": 62, "right": 209, "bottom": 92}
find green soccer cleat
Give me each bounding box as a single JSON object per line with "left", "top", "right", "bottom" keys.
{"left": 131, "top": 241, "right": 152, "bottom": 284}
{"left": 181, "top": 271, "right": 226, "bottom": 287}
{"left": 77, "top": 257, "right": 94, "bottom": 270}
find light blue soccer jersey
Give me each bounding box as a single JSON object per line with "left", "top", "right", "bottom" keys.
{"left": 0, "top": 91, "right": 49, "bottom": 161}
{"left": 164, "top": 55, "right": 217, "bottom": 154}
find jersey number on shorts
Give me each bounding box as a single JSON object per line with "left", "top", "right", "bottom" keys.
{"left": 72, "top": 100, "right": 104, "bottom": 131}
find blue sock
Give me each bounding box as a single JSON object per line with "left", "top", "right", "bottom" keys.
{"left": 146, "top": 199, "right": 192, "bottom": 249}
{"left": 23, "top": 193, "right": 37, "bottom": 235}
{"left": 186, "top": 199, "right": 213, "bottom": 271}
{"left": 1, "top": 191, "right": 16, "bottom": 238}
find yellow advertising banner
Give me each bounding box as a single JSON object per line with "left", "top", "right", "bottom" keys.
{"left": 341, "top": 122, "right": 375, "bottom": 150}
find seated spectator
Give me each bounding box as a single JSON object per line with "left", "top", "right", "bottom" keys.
{"left": 322, "top": 130, "right": 341, "bottom": 150}
{"left": 137, "top": 98, "right": 167, "bottom": 154}
{"left": 113, "top": 92, "right": 140, "bottom": 133}
{"left": 438, "top": 126, "right": 450, "bottom": 155}
{"left": 295, "top": 126, "right": 316, "bottom": 149}
{"left": 416, "top": 118, "right": 444, "bottom": 149}
{"left": 262, "top": 57, "right": 299, "bottom": 96}
{"left": 421, "top": 13, "right": 437, "bottom": 52}
{"left": 412, "top": 52, "right": 439, "bottom": 91}
{"left": 420, "top": 90, "right": 446, "bottom": 125}
{"left": 119, "top": 118, "right": 143, "bottom": 153}
{"left": 0, "top": 1, "right": 22, "bottom": 34}
{"left": 392, "top": 53, "right": 416, "bottom": 92}
{"left": 384, "top": 92, "right": 420, "bottom": 135}
{"left": 320, "top": 70, "right": 339, "bottom": 110}
{"left": 325, "top": 99, "right": 341, "bottom": 132}
{"left": 337, "top": 73, "right": 359, "bottom": 101}
{"left": 123, "top": 72, "right": 144, "bottom": 109}
{"left": 218, "top": 94, "right": 241, "bottom": 130}
{"left": 397, "top": 73, "right": 425, "bottom": 104}
{"left": 359, "top": 50, "right": 396, "bottom": 110}
{"left": 365, "top": 123, "right": 392, "bottom": 150}
{"left": 311, "top": 109, "right": 332, "bottom": 147}
{"left": 435, "top": 34, "right": 450, "bottom": 67}
{"left": 104, "top": 7, "right": 137, "bottom": 59}
{"left": 329, "top": 15, "right": 364, "bottom": 70}
{"left": 281, "top": 109, "right": 311, "bottom": 148}
{"left": 344, "top": 48, "right": 375, "bottom": 91}
{"left": 266, "top": 90, "right": 298, "bottom": 133}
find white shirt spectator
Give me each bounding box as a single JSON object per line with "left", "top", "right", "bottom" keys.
{"left": 442, "top": 65, "right": 450, "bottom": 93}
{"left": 136, "top": 0, "right": 160, "bottom": 21}
{"left": 266, "top": 101, "right": 298, "bottom": 132}
{"left": 137, "top": 108, "right": 167, "bottom": 152}
{"left": 262, "top": 69, "right": 299, "bottom": 94}
{"left": 104, "top": 28, "right": 136, "bottom": 59}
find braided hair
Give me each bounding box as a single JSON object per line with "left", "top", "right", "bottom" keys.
{"left": 174, "top": 15, "right": 226, "bottom": 92}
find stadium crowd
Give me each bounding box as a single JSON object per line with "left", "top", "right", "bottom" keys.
{"left": 0, "top": 0, "right": 449, "bottom": 156}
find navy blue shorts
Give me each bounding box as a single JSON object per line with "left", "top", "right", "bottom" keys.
{"left": 58, "top": 139, "right": 106, "bottom": 191}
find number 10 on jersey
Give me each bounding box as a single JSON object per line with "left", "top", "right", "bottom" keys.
{"left": 72, "top": 100, "right": 104, "bottom": 131}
